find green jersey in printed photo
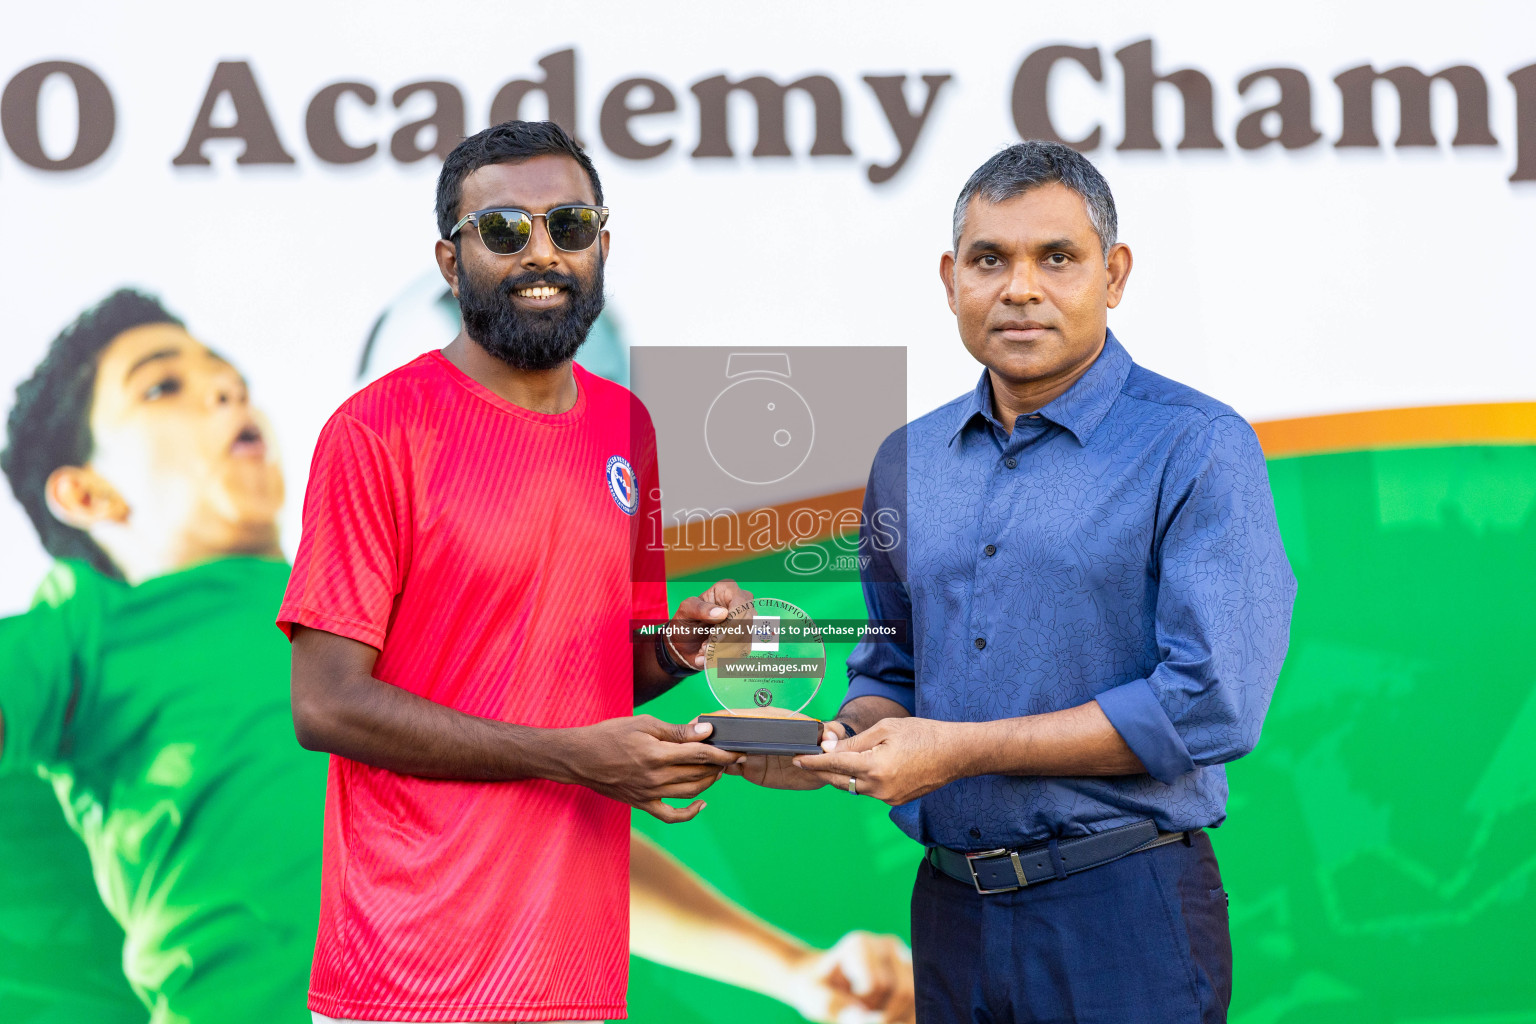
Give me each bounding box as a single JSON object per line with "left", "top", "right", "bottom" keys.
{"left": 0, "top": 772, "right": 144, "bottom": 1023}
{"left": 0, "top": 558, "right": 327, "bottom": 1024}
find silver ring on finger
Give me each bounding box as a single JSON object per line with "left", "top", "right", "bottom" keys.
{"left": 847, "top": 775, "right": 858, "bottom": 796}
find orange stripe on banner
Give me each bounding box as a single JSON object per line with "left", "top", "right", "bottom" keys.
{"left": 663, "top": 404, "right": 1536, "bottom": 576}
{"left": 1252, "top": 402, "right": 1536, "bottom": 458}
{"left": 663, "top": 486, "right": 865, "bottom": 577}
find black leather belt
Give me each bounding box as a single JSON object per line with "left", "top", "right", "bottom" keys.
{"left": 927, "top": 820, "right": 1195, "bottom": 894}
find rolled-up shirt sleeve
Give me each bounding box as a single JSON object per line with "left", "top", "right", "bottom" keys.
{"left": 843, "top": 430, "right": 916, "bottom": 715}
{"left": 844, "top": 580, "right": 916, "bottom": 713}
{"left": 1095, "top": 413, "right": 1296, "bottom": 784}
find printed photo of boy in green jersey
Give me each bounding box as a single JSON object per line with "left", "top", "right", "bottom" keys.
{"left": 0, "top": 289, "right": 914, "bottom": 1024}
{"left": 0, "top": 291, "right": 320, "bottom": 1024}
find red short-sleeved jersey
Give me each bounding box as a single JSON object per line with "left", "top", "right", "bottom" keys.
{"left": 278, "top": 352, "right": 668, "bottom": 1023}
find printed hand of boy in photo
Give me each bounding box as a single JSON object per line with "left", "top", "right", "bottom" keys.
{"left": 565, "top": 715, "right": 740, "bottom": 823}
{"left": 783, "top": 930, "right": 916, "bottom": 1024}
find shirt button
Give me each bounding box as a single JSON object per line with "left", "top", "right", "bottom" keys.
{"left": 969, "top": 828, "right": 982, "bottom": 840}
{"left": 984, "top": 544, "right": 997, "bottom": 557}
{"left": 974, "top": 636, "right": 987, "bottom": 650}
{"left": 1004, "top": 457, "right": 1018, "bottom": 469}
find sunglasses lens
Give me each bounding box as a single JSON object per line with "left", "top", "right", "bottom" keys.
{"left": 547, "top": 207, "right": 602, "bottom": 252}
{"left": 477, "top": 211, "right": 532, "bottom": 255}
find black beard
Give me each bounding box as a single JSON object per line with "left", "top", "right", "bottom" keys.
{"left": 456, "top": 259, "right": 605, "bottom": 372}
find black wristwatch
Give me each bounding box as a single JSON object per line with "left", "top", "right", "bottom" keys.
{"left": 654, "top": 634, "right": 700, "bottom": 679}
{"left": 834, "top": 719, "right": 858, "bottom": 740}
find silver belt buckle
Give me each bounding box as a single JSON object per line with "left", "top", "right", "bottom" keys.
{"left": 964, "top": 847, "right": 1029, "bottom": 894}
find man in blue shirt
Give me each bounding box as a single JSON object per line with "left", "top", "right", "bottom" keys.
{"left": 738, "top": 142, "right": 1295, "bottom": 1022}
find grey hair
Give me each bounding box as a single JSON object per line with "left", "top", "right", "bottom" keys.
{"left": 951, "top": 141, "right": 1118, "bottom": 263}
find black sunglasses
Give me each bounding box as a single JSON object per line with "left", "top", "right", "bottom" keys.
{"left": 448, "top": 204, "right": 609, "bottom": 255}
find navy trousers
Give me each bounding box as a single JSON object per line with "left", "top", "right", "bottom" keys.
{"left": 911, "top": 831, "right": 1232, "bottom": 1024}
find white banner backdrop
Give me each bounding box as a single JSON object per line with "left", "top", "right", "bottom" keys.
{"left": 2, "top": 0, "right": 1534, "bottom": 610}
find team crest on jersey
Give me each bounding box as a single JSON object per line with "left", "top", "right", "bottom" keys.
{"left": 605, "top": 455, "right": 639, "bottom": 516}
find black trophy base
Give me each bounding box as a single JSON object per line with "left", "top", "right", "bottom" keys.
{"left": 699, "top": 712, "right": 825, "bottom": 756}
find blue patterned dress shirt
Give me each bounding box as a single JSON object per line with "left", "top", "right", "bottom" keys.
{"left": 843, "top": 332, "right": 1296, "bottom": 851}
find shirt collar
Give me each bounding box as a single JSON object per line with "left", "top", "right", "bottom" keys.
{"left": 949, "top": 330, "right": 1133, "bottom": 447}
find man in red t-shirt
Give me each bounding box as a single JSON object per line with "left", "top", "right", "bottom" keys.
{"left": 279, "top": 121, "right": 742, "bottom": 1024}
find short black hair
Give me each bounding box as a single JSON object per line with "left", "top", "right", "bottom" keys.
{"left": 953, "top": 141, "right": 1118, "bottom": 260}
{"left": 435, "top": 120, "right": 604, "bottom": 240}
{"left": 1, "top": 289, "right": 181, "bottom": 579}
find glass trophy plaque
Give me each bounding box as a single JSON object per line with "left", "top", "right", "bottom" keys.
{"left": 699, "top": 597, "right": 827, "bottom": 755}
